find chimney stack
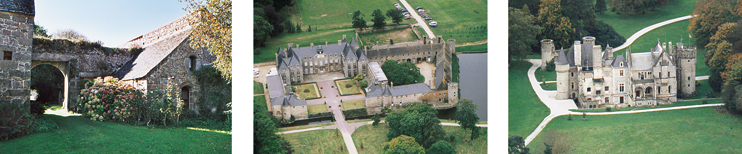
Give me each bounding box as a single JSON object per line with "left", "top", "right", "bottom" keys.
{"left": 288, "top": 43, "right": 293, "bottom": 49}
{"left": 296, "top": 44, "right": 299, "bottom": 49}
{"left": 391, "top": 82, "right": 394, "bottom": 89}
{"left": 343, "top": 34, "right": 346, "bottom": 40}
{"left": 326, "top": 41, "right": 328, "bottom": 46}
{"left": 423, "top": 35, "right": 427, "bottom": 44}
{"left": 338, "top": 40, "right": 341, "bottom": 45}
{"left": 311, "top": 43, "right": 314, "bottom": 48}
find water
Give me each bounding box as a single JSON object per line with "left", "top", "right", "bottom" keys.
{"left": 457, "top": 53, "right": 488, "bottom": 121}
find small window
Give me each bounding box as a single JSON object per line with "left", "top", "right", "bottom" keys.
{"left": 3, "top": 51, "right": 11, "bottom": 60}
{"left": 596, "top": 90, "right": 601, "bottom": 95}
{"left": 605, "top": 86, "right": 609, "bottom": 91}
{"left": 620, "top": 70, "right": 624, "bottom": 76}
{"left": 587, "top": 87, "right": 592, "bottom": 92}
{"left": 688, "top": 77, "right": 691, "bottom": 81}
{"left": 188, "top": 56, "right": 197, "bottom": 71}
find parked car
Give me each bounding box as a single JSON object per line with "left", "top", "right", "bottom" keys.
{"left": 416, "top": 6, "right": 423, "bottom": 10}
{"left": 403, "top": 12, "right": 410, "bottom": 15}
{"left": 401, "top": 9, "right": 407, "bottom": 12}
{"left": 405, "top": 16, "right": 412, "bottom": 20}
{"left": 425, "top": 17, "right": 433, "bottom": 20}
{"left": 405, "top": 14, "right": 410, "bottom": 18}
{"left": 422, "top": 14, "right": 429, "bottom": 18}
{"left": 394, "top": 2, "right": 399, "bottom": 5}
{"left": 429, "top": 21, "right": 437, "bottom": 27}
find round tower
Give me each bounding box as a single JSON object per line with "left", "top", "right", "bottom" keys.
{"left": 676, "top": 43, "right": 697, "bottom": 97}
{"left": 555, "top": 48, "right": 570, "bottom": 99}
{"left": 541, "top": 39, "right": 554, "bottom": 71}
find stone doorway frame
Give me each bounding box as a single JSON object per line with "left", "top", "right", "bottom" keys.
{"left": 31, "top": 61, "right": 72, "bottom": 110}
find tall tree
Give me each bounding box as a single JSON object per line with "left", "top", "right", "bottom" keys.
{"left": 595, "top": 0, "right": 607, "bottom": 14}
{"left": 509, "top": 7, "right": 542, "bottom": 64}
{"left": 508, "top": 135, "right": 530, "bottom": 154}
{"left": 386, "top": 104, "right": 446, "bottom": 148}
{"left": 383, "top": 135, "right": 425, "bottom": 154}
{"left": 710, "top": 67, "right": 724, "bottom": 92}
{"left": 254, "top": 15, "right": 273, "bottom": 48}
{"left": 386, "top": 9, "right": 404, "bottom": 25}
{"left": 371, "top": 9, "right": 387, "bottom": 30}
{"left": 352, "top": 10, "right": 368, "bottom": 30}
{"left": 262, "top": 6, "right": 285, "bottom": 35}
{"left": 182, "top": 0, "right": 233, "bottom": 81}
{"left": 381, "top": 60, "right": 423, "bottom": 85}
{"left": 538, "top": 0, "right": 575, "bottom": 48}
{"left": 509, "top": 0, "right": 541, "bottom": 15}
{"left": 688, "top": 0, "right": 741, "bottom": 47}
{"left": 455, "top": 98, "right": 479, "bottom": 140}
{"left": 426, "top": 140, "right": 456, "bottom": 154}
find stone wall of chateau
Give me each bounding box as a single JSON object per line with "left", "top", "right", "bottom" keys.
{"left": 145, "top": 38, "right": 213, "bottom": 111}
{"left": 283, "top": 105, "right": 308, "bottom": 120}
{"left": 122, "top": 16, "right": 189, "bottom": 48}
{"left": 447, "top": 83, "right": 459, "bottom": 104}
{"left": 32, "top": 38, "right": 134, "bottom": 78}
{"left": 0, "top": 11, "right": 34, "bottom": 108}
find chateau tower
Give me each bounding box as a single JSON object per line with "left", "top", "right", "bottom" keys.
{"left": 555, "top": 48, "right": 570, "bottom": 99}
{"left": 0, "top": 0, "right": 35, "bottom": 109}
{"left": 675, "top": 42, "right": 697, "bottom": 97}
{"left": 541, "top": 39, "right": 554, "bottom": 71}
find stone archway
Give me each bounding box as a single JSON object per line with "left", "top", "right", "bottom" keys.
{"left": 30, "top": 61, "right": 72, "bottom": 110}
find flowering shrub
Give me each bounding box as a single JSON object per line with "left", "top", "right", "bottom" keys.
{"left": 76, "top": 77, "right": 144, "bottom": 122}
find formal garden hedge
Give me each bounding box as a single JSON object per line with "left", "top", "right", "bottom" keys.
{"left": 308, "top": 112, "right": 333, "bottom": 119}
{"left": 342, "top": 108, "right": 368, "bottom": 118}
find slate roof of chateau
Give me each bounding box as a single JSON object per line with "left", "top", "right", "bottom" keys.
{"left": 270, "top": 93, "right": 307, "bottom": 106}
{"left": 366, "top": 82, "right": 433, "bottom": 97}
{"left": 565, "top": 42, "right": 595, "bottom": 67}
{"left": 368, "top": 62, "right": 387, "bottom": 82}
{"left": 114, "top": 17, "right": 192, "bottom": 80}
{"left": 434, "top": 62, "right": 446, "bottom": 90}
{"left": 555, "top": 48, "right": 569, "bottom": 65}
{"left": 611, "top": 55, "right": 627, "bottom": 68}
{"left": 275, "top": 38, "right": 364, "bottom": 71}
{"left": 266, "top": 75, "right": 286, "bottom": 98}
{"left": 0, "top": 0, "right": 34, "bottom": 15}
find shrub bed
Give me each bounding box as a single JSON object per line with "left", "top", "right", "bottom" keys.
{"left": 342, "top": 108, "right": 368, "bottom": 118}
{"left": 309, "top": 112, "right": 333, "bottom": 119}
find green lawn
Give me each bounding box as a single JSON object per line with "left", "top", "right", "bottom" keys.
{"left": 571, "top": 99, "right": 722, "bottom": 112}
{"left": 292, "top": 83, "right": 321, "bottom": 99}
{"left": 254, "top": 29, "right": 357, "bottom": 63}
{"left": 255, "top": 81, "right": 265, "bottom": 95}
{"left": 0, "top": 115, "right": 231, "bottom": 153}
{"left": 540, "top": 82, "right": 557, "bottom": 91}
{"left": 597, "top": 0, "right": 697, "bottom": 38}
{"left": 687, "top": 79, "right": 716, "bottom": 99}
{"left": 351, "top": 125, "right": 487, "bottom": 154}
{"left": 438, "top": 119, "right": 487, "bottom": 124}
{"left": 341, "top": 100, "right": 366, "bottom": 110}
{"left": 278, "top": 122, "right": 335, "bottom": 132}
{"left": 406, "top": 0, "right": 488, "bottom": 45}
{"left": 456, "top": 43, "right": 487, "bottom": 52}
{"left": 280, "top": 129, "right": 348, "bottom": 154}
{"left": 255, "top": 95, "right": 269, "bottom": 112}
{"left": 452, "top": 54, "right": 459, "bottom": 82}
{"left": 509, "top": 61, "right": 551, "bottom": 137}
{"left": 535, "top": 68, "right": 556, "bottom": 82}
{"left": 308, "top": 104, "right": 330, "bottom": 114}
{"left": 336, "top": 79, "right": 362, "bottom": 95}
{"left": 527, "top": 107, "right": 742, "bottom": 153}
{"left": 359, "top": 28, "right": 418, "bottom": 46}
{"left": 291, "top": 0, "right": 414, "bottom": 29}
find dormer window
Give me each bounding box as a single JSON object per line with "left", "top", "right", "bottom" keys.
{"left": 620, "top": 62, "right": 624, "bottom": 67}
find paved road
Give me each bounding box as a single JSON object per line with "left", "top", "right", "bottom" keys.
{"left": 399, "top": 0, "right": 435, "bottom": 39}
{"left": 613, "top": 15, "right": 695, "bottom": 51}
{"left": 522, "top": 59, "right": 724, "bottom": 146}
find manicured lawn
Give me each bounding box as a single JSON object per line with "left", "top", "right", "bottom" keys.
{"left": 255, "top": 95, "right": 269, "bottom": 112}
{"left": 278, "top": 122, "right": 335, "bottom": 132}
{"left": 351, "top": 125, "right": 488, "bottom": 154}
{"left": 527, "top": 107, "right": 742, "bottom": 153}
{"left": 452, "top": 54, "right": 459, "bottom": 82}
{"left": 292, "top": 83, "right": 321, "bottom": 99}
{"left": 456, "top": 43, "right": 487, "bottom": 52}
{"left": 341, "top": 100, "right": 366, "bottom": 110}
{"left": 406, "top": 0, "right": 488, "bottom": 45}
{"left": 687, "top": 79, "right": 716, "bottom": 99}
{"left": 540, "top": 82, "right": 557, "bottom": 91}
{"left": 509, "top": 61, "right": 551, "bottom": 137}
{"left": 535, "top": 68, "right": 556, "bottom": 82}
{"left": 280, "top": 129, "right": 348, "bottom": 154}
{"left": 597, "top": 0, "right": 697, "bottom": 38}
{"left": 570, "top": 99, "right": 722, "bottom": 112}
{"left": 254, "top": 81, "right": 265, "bottom": 94}
{"left": 0, "top": 115, "right": 231, "bottom": 153}
{"left": 254, "top": 29, "right": 357, "bottom": 63}
{"left": 359, "top": 28, "right": 418, "bottom": 46}
{"left": 291, "top": 0, "right": 414, "bottom": 29}
{"left": 308, "top": 104, "right": 330, "bottom": 114}
{"left": 336, "top": 79, "right": 362, "bottom": 95}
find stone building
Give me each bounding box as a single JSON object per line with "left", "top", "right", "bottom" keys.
{"left": 0, "top": 0, "right": 35, "bottom": 108}
{"left": 114, "top": 15, "right": 216, "bottom": 111}
{"left": 543, "top": 36, "right": 697, "bottom": 109}
{"left": 270, "top": 93, "right": 308, "bottom": 120}
{"left": 275, "top": 35, "right": 366, "bottom": 84}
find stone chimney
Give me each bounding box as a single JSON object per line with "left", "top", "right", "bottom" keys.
{"left": 326, "top": 41, "right": 328, "bottom": 46}
{"left": 311, "top": 43, "right": 314, "bottom": 48}
{"left": 391, "top": 82, "right": 394, "bottom": 89}
{"left": 338, "top": 40, "right": 341, "bottom": 45}
{"left": 438, "top": 35, "right": 442, "bottom": 44}
{"left": 296, "top": 44, "right": 299, "bottom": 49}
{"left": 574, "top": 41, "right": 582, "bottom": 66}
{"left": 343, "top": 34, "right": 346, "bottom": 40}
{"left": 423, "top": 35, "right": 427, "bottom": 44}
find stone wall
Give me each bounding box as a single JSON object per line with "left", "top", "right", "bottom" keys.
{"left": 0, "top": 11, "right": 33, "bottom": 108}
{"left": 32, "top": 38, "right": 134, "bottom": 78}
{"left": 122, "top": 15, "right": 189, "bottom": 48}
{"left": 145, "top": 38, "right": 214, "bottom": 112}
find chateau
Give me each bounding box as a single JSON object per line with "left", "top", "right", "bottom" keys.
{"left": 542, "top": 36, "right": 697, "bottom": 109}
{"left": 268, "top": 35, "right": 459, "bottom": 120}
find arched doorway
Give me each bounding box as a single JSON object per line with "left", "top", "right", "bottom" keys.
{"left": 181, "top": 86, "right": 191, "bottom": 110}
{"left": 30, "top": 61, "right": 71, "bottom": 110}
{"left": 30, "top": 64, "right": 65, "bottom": 109}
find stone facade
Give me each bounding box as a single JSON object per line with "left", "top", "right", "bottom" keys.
{"left": 545, "top": 36, "right": 697, "bottom": 109}
{"left": 0, "top": 2, "right": 34, "bottom": 109}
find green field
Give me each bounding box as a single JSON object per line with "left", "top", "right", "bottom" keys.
{"left": 278, "top": 122, "right": 335, "bottom": 132}
{"left": 406, "top": 0, "right": 487, "bottom": 45}
{"left": 571, "top": 99, "right": 721, "bottom": 112}
{"left": 455, "top": 43, "right": 487, "bottom": 52}
{"left": 254, "top": 29, "right": 357, "bottom": 63}
{"left": 527, "top": 107, "right": 742, "bottom": 153}
{"left": 597, "top": 0, "right": 697, "bottom": 38}
{"left": 535, "top": 68, "right": 556, "bottom": 82}
{"left": 255, "top": 95, "right": 269, "bottom": 112}
{"left": 336, "top": 79, "right": 362, "bottom": 95}
{"left": 687, "top": 79, "right": 716, "bottom": 99}
{"left": 540, "top": 82, "right": 557, "bottom": 90}
{"left": 0, "top": 115, "right": 231, "bottom": 153}
{"left": 359, "top": 28, "right": 418, "bottom": 46}
{"left": 255, "top": 81, "right": 265, "bottom": 94}
{"left": 509, "top": 61, "right": 551, "bottom": 137}
{"left": 341, "top": 100, "right": 366, "bottom": 110}
{"left": 308, "top": 104, "right": 330, "bottom": 114}
{"left": 291, "top": 0, "right": 413, "bottom": 29}
{"left": 292, "top": 83, "right": 321, "bottom": 99}
{"left": 352, "top": 125, "right": 487, "bottom": 154}
{"left": 280, "top": 129, "right": 348, "bottom": 154}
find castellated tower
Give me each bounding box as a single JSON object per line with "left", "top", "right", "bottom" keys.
{"left": 675, "top": 42, "right": 697, "bottom": 97}
{"left": 541, "top": 39, "right": 555, "bottom": 71}
{"left": 555, "top": 48, "right": 570, "bottom": 99}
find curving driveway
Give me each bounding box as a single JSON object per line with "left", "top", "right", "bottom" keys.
{"left": 399, "top": 0, "right": 435, "bottom": 39}
{"left": 613, "top": 15, "right": 695, "bottom": 51}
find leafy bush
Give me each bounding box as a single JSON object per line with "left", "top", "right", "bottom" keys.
{"left": 303, "top": 89, "right": 310, "bottom": 93}
{"left": 359, "top": 80, "right": 369, "bottom": 89}
{"left": 707, "top": 92, "right": 717, "bottom": 98}
{"left": 30, "top": 102, "right": 46, "bottom": 115}
{"left": 342, "top": 108, "right": 368, "bottom": 118}
{"left": 702, "top": 100, "right": 708, "bottom": 104}
{"left": 308, "top": 112, "right": 333, "bottom": 118}
{"left": 346, "top": 84, "right": 352, "bottom": 88}
{"left": 0, "top": 103, "right": 32, "bottom": 141}
{"left": 605, "top": 107, "right": 612, "bottom": 112}
{"left": 449, "top": 135, "right": 455, "bottom": 142}
{"left": 28, "top": 115, "right": 58, "bottom": 133}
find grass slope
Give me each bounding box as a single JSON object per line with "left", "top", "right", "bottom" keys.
{"left": 597, "top": 0, "right": 697, "bottom": 37}
{"left": 406, "top": 0, "right": 488, "bottom": 44}
{"left": 528, "top": 107, "right": 742, "bottom": 153}
{"left": 254, "top": 29, "right": 357, "bottom": 63}
{"left": 359, "top": 28, "right": 418, "bottom": 46}
{"left": 0, "top": 115, "right": 231, "bottom": 153}
{"left": 255, "top": 81, "right": 265, "bottom": 94}
{"left": 508, "top": 61, "right": 550, "bottom": 137}
{"left": 255, "top": 95, "right": 269, "bottom": 112}
{"left": 280, "top": 129, "right": 347, "bottom": 154}
{"left": 293, "top": 0, "right": 412, "bottom": 29}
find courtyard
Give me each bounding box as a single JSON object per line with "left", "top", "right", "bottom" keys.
{"left": 335, "top": 79, "right": 363, "bottom": 95}
{"left": 291, "top": 83, "right": 322, "bottom": 100}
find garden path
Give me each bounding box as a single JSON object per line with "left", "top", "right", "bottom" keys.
{"left": 399, "top": 0, "right": 435, "bottom": 39}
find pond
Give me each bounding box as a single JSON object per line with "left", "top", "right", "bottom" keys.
{"left": 437, "top": 53, "right": 488, "bottom": 121}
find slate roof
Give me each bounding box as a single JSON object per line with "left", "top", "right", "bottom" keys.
{"left": 114, "top": 26, "right": 192, "bottom": 80}
{"left": 390, "top": 83, "right": 433, "bottom": 96}
{"left": 434, "top": 62, "right": 446, "bottom": 90}
{"left": 555, "top": 48, "right": 569, "bottom": 65}
{"left": 275, "top": 38, "right": 365, "bottom": 70}
{"left": 564, "top": 42, "right": 595, "bottom": 67}
{"left": 611, "top": 55, "right": 627, "bottom": 67}
{"left": 368, "top": 62, "right": 387, "bottom": 82}
{"left": 0, "top": 0, "right": 34, "bottom": 15}
{"left": 270, "top": 93, "right": 307, "bottom": 106}
{"left": 267, "top": 75, "right": 285, "bottom": 98}
{"left": 366, "top": 83, "right": 386, "bottom": 97}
